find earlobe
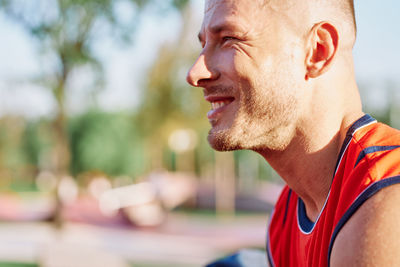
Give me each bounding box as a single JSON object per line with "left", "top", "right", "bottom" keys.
{"left": 305, "top": 22, "right": 339, "bottom": 79}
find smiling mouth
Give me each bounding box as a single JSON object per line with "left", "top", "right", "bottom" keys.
{"left": 211, "top": 100, "right": 231, "bottom": 110}
{"left": 207, "top": 97, "right": 234, "bottom": 120}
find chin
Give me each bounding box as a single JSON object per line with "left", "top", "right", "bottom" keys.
{"left": 207, "top": 123, "right": 291, "bottom": 153}
{"left": 207, "top": 128, "right": 243, "bottom": 152}
{"left": 208, "top": 140, "right": 237, "bottom": 152}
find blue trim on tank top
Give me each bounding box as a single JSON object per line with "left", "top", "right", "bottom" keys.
{"left": 297, "top": 198, "right": 314, "bottom": 232}
{"left": 354, "top": 145, "right": 400, "bottom": 167}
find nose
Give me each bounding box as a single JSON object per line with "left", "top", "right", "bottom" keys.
{"left": 186, "top": 53, "right": 219, "bottom": 87}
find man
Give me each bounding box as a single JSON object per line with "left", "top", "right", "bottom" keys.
{"left": 186, "top": 0, "right": 400, "bottom": 266}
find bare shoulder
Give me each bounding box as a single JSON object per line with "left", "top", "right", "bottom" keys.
{"left": 330, "top": 183, "right": 400, "bottom": 267}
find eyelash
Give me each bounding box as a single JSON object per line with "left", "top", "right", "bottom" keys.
{"left": 222, "top": 36, "right": 237, "bottom": 43}
{"left": 199, "top": 36, "right": 238, "bottom": 48}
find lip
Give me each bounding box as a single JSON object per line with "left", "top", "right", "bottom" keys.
{"left": 205, "top": 96, "right": 235, "bottom": 120}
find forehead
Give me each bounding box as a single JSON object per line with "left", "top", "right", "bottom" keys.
{"left": 204, "top": 0, "right": 263, "bottom": 19}
{"left": 202, "top": 0, "right": 266, "bottom": 32}
{"left": 201, "top": 0, "right": 310, "bottom": 39}
{"left": 205, "top": 0, "right": 265, "bottom": 12}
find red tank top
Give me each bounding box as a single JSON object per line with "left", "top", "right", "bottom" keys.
{"left": 267, "top": 114, "right": 400, "bottom": 267}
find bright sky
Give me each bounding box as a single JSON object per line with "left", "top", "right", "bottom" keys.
{"left": 353, "top": 0, "right": 400, "bottom": 81}
{"left": 0, "top": 0, "right": 399, "bottom": 119}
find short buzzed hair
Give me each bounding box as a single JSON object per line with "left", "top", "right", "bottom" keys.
{"left": 340, "top": 0, "right": 357, "bottom": 36}
{"left": 263, "top": 0, "right": 356, "bottom": 29}
{"left": 324, "top": 0, "right": 357, "bottom": 44}
{"left": 262, "top": 0, "right": 357, "bottom": 41}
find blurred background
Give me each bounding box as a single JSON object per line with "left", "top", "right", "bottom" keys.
{"left": 0, "top": 0, "right": 398, "bottom": 266}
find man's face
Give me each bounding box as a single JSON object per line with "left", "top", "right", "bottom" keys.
{"left": 187, "top": 0, "right": 307, "bottom": 152}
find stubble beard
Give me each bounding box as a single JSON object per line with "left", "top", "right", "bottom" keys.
{"left": 207, "top": 84, "right": 298, "bottom": 153}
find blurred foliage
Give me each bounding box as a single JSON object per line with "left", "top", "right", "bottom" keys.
{"left": 0, "top": 262, "right": 37, "bottom": 267}
{"left": 0, "top": 0, "right": 189, "bottom": 178}
{"left": 138, "top": 41, "right": 209, "bottom": 143}
{"left": 0, "top": 117, "right": 39, "bottom": 191}
{"left": 69, "top": 110, "right": 144, "bottom": 177}
{"left": 23, "top": 120, "right": 53, "bottom": 168}
{"left": 0, "top": 1, "right": 192, "bottom": 229}
{"left": 137, "top": 4, "right": 211, "bottom": 171}
{"left": 0, "top": 117, "right": 29, "bottom": 173}
{"left": 0, "top": 0, "right": 225, "bottom": 189}
{"left": 0, "top": 111, "right": 145, "bottom": 181}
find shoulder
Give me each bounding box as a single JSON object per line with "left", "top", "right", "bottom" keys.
{"left": 330, "top": 183, "right": 400, "bottom": 266}
{"left": 351, "top": 122, "right": 400, "bottom": 180}
{"left": 352, "top": 122, "right": 400, "bottom": 152}
{"left": 330, "top": 122, "right": 400, "bottom": 266}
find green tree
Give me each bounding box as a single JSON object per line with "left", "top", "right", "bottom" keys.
{"left": 0, "top": 117, "right": 31, "bottom": 189}
{"left": 137, "top": 3, "right": 210, "bottom": 171}
{"left": 69, "top": 110, "right": 144, "bottom": 178}
{"left": 0, "top": 0, "right": 189, "bottom": 226}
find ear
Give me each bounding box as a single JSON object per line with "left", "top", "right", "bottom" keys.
{"left": 305, "top": 22, "right": 339, "bottom": 80}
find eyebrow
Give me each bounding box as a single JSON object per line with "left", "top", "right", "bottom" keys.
{"left": 197, "top": 22, "right": 243, "bottom": 43}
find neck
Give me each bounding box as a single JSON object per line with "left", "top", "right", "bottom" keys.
{"left": 258, "top": 96, "right": 363, "bottom": 221}
{"left": 259, "top": 128, "right": 340, "bottom": 221}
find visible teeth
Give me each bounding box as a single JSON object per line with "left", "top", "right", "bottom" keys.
{"left": 211, "top": 101, "right": 227, "bottom": 110}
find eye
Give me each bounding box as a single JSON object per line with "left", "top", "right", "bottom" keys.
{"left": 222, "top": 36, "right": 238, "bottom": 43}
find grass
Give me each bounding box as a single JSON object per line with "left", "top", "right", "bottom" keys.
{"left": 0, "top": 262, "right": 38, "bottom": 267}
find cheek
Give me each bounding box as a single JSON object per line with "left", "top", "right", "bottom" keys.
{"left": 235, "top": 46, "right": 275, "bottom": 81}
{"left": 243, "top": 56, "right": 275, "bottom": 90}
{"left": 220, "top": 49, "right": 243, "bottom": 77}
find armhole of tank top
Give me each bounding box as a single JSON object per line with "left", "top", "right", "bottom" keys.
{"left": 282, "top": 189, "right": 292, "bottom": 225}
{"left": 327, "top": 175, "right": 400, "bottom": 267}
{"left": 266, "top": 188, "right": 291, "bottom": 267}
